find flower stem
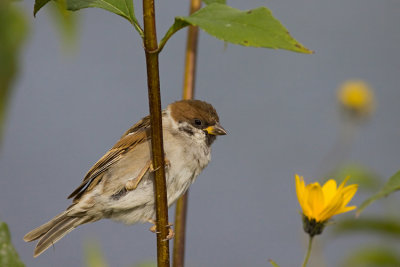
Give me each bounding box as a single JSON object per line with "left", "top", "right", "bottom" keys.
{"left": 301, "top": 236, "right": 314, "bottom": 267}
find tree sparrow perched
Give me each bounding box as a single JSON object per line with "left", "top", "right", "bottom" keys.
{"left": 24, "top": 100, "right": 226, "bottom": 257}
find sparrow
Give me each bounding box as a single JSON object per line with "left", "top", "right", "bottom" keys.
{"left": 24, "top": 99, "right": 226, "bottom": 257}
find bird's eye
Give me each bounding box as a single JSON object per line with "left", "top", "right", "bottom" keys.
{"left": 194, "top": 119, "right": 203, "bottom": 126}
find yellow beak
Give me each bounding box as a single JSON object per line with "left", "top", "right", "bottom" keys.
{"left": 205, "top": 122, "right": 227, "bottom": 136}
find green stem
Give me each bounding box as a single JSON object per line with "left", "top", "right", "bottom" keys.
{"left": 130, "top": 19, "right": 144, "bottom": 38}
{"left": 158, "top": 21, "right": 189, "bottom": 53}
{"left": 301, "top": 236, "right": 314, "bottom": 267}
{"left": 142, "top": 0, "right": 170, "bottom": 266}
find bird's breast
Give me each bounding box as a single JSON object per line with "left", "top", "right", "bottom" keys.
{"left": 164, "top": 138, "right": 211, "bottom": 206}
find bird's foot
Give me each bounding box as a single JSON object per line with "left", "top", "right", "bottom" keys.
{"left": 148, "top": 220, "right": 174, "bottom": 240}
{"left": 149, "top": 158, "right": 171, "bottom": 173}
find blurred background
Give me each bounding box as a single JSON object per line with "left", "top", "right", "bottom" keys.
{"left": 1, "top": 0, "right": 400, "bottom": 266}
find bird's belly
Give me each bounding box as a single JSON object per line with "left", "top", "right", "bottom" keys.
{"left": 103, "top": 169, "right": 196, "bottom": 224}
{"left": 103, "top": 148, "right": 210, "bottom": 225}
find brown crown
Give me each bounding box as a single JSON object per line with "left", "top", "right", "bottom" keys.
{"left": 169, "top": 100, "right": 219, "bottom": 126}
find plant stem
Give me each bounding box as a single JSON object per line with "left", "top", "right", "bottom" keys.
{"left": 181, "top": 0, "right": 201, "bottom": 100}
{"left": 172, "top": 192, "right": 188, "bottom": 267}
{"left": 172, "top": 1, "right": 201, "bottom": 267}
{"left": 302, "top": 236, "right": 314, "bottom": 267}
{"left": 142, "top": 0, "right": 170, "bottom": 266}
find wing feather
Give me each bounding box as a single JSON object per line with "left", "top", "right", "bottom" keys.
{"left": 68, "top": 117, "right": 151, "bottom": 200}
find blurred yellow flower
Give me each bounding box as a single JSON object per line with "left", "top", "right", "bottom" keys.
{"left": 295, "top": 174, "right": 358, "bottom": 223}
{"left": 337, "top": 80, "right": 375, "bottom": 116}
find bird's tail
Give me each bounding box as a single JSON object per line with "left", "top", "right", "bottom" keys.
{"left": 24, "top": 211, "right": 91, "bottom": 257}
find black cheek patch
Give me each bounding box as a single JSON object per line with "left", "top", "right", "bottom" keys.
{"left": 179, "top": 126, "right": 194, "bottom": 136}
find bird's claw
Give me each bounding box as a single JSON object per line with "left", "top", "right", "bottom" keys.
{"left": 163, "top": 228, "right": 175, "bottom": 241}
{"left": 148, "top": 220, "right": 174, "bottom": 240}
{"left": 149, "top": 158, "right": 171, "bottom": 173}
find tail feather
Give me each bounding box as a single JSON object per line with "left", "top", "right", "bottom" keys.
{"left": 24, "top": 212, "right": 92, "bottom": 257}
{"left": 23, "top": 211, "right": 68, "bottom": 242}
{"left": 33, "top": 217, "right": 83, "bottom": 257}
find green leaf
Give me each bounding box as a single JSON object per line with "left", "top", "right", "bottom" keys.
{"left": 357, "top": 170, "right": 400, "bottom": 216}
{"left": 34, "top": 0, "right": 143, "bottom": 37}
{"left": 47, "top": 1, "right": 79, "bottom": 52}
{"left": 34, "top": 0, "right": 51, "bottom": 16}
{"left": 341, "top": 246, "right": 400, "bottom": 267}
{"left": 203, "top": 0, "right": 226, "bottom": 5}
{"left": 174, "top": 3, "right": 312, "bottom": 53}
{"left": 84, "top": 239, "right": 108, "bottom": 267}
{"left": 0, "top": 222, "right": 25, "bottom": 267}
{"left": 333, "top": 217, "right": 400, "bottom": 239}
{"left": 0, "top": 2, "right": 28, "bottom": 144}
{"left": 327, "top": 163, "right": 381, "bottom": 191}
{"left": 132, "top": 262, "right": 157, "bottom": 267}
{"left": 66, "top": 0, "right": 134, "bottom": 22}
{"left": 268, "top": 259, "right": 280, "bottom": 267}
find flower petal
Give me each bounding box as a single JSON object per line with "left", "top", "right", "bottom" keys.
{"left": 296, "top": 175, "right": 311, "bottom": 216}
{"left": 307, "top": 183, "right": 324, "bottom": 220}
{"left": 340, "top": 184, "right": 358, "bottom": 207}
{"left": 335, "top": 205, "right": 357, "bottom": 215}
{"left": 301, "top": 186, "right": 313, "bottom": 219}
{"left": 295, "top": 175, "right": 304, "bottom": 203}
{"left": 295, "top": 174, "right": 358, "bottom": 223}
{"left": 322, "top": 179, "right": 337, "bottom": 204}
{"left": 338, "top": 176, "right": 351, "bottom": 191}
{"left": 319, "top": 191, "right": 343, "bottom": 221}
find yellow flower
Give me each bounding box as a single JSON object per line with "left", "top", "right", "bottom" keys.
{"left": 295, "top": 174, "right": 358, "bottom": 223}
{"left": 337, "top": 80, "right": 375, "bottom": 117}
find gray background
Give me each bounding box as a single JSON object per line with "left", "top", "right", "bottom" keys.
{"left": 1, "top": 0, "right": 400, "bottom": 266}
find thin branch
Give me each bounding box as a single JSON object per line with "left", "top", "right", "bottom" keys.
{"left": 172, "top": 1, "right": 202, "bottom": 267}
{"left": 182, "top": 0, "right": 201, "bottom": 100}
{"left": 142, "top": 0, "right": 170, "bottom": 266}
{"left": 172, "top": 192, "right": 189, "bottom": 267}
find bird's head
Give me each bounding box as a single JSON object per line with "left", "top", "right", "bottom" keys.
{"left": 169, "top": 100, "right": 227, "bottom": 145}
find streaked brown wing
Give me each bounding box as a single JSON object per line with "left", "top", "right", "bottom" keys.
{"left": 68, "top": 118, "right": 151, "bottom": 200}
{"left": 121, "top": 115, "right": 150, "bottom": 137}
